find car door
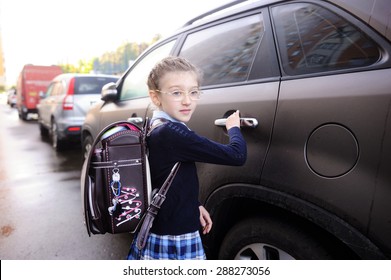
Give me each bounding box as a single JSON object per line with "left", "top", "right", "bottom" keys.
{"left": 263, "top": 1, "right": 391, "bottom": 255}
{"left": 177, "top": 9, "right": 280, "bottom": 201}
{"left": 38, "top": 80, "right": 61, "bottom": 128}
{"left": 96, "top": 40, "right": 177, "bottom": 131}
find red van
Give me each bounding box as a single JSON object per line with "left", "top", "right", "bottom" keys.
{"left": 16, "top": 64, "right": 63, "bottom": 120}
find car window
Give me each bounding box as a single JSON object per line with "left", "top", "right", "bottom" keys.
{"left": 45, "top": 83, "right": 55, "bottom": 97}
{"left": 46, "top": 81, "right": 61, "bottom": 97}
{"left": 53, "top": 82, "right": 63, "bottom": 96}
{"left": 272, "top": 3, "right": 381, "bottom": 75}
{"left": 74, "top": 77, "right": 118, "bottom": 95}
{"left": 120, "top": 40, "right": 176, "bottom": 100}
{"left": 179, "top": 14, "right": 265, "bottom": 86}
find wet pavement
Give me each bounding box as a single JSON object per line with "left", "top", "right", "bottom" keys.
{"left": 0, "top": 97, "right": 131, "bottom": 259}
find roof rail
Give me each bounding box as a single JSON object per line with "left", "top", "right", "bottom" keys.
{"left": 183, "top": 0, "right": 248, "bottom": 27}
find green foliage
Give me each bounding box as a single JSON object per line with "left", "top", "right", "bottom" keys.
{"left": 60, "top": 61, "right": 92, "bottom": 74}
{"left": 59, "top": 34, "right": 161, "bottom": 75}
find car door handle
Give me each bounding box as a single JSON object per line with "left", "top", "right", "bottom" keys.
{"left": 214, "top": 117, "right": 258, "bottom": 128}
{"left": 127, "top": 117, "right": 143, "bottom": 124}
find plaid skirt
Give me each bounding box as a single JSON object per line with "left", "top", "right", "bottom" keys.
{"left": 127, "top": 231, "right": 206, "bottom": 260}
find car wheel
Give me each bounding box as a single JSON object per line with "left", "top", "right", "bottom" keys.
{"left": 82, "top": 134, "right": 93, "bottom": 160}
{"left": 50, "top": 120, "right": 66, "bottom": 151}
{"left": 39, "top": 123, "right": 49, "bottom": 139}
{"left": 218, "top": 216, "right": 332, "bottom": 260}
{"left": 18, "top": 110, "right": 28, "bottom": 121}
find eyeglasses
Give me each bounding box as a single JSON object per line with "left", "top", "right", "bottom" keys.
{"left": 155, "top": 89, "right": 202, "bottom": 101}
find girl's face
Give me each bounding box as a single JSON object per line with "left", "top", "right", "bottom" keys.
{"left": 150, "top": 71, "right": 199, "bottom": 123}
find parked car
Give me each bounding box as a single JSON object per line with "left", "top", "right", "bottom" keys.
{"left": 38, "top": 73, "right": 118, "bottom": 151}
{"left": 82, "top": 0, "right": 391, "bottom": 259}
{"left": 7, "top": 89, "right": 17, "bottom": 107}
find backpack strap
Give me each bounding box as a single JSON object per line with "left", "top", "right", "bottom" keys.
{"left": 136, "top": 162, "right": 181, "bottom": 250}
{"left": 146, "top": 117, "right": 168, "bottom": 137}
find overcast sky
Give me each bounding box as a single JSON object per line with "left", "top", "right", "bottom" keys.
{"left": 0, "top": 0, "right": 229, "bottom": 86}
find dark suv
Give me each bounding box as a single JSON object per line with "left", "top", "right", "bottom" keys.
{"left": 82, "top": 0, "right": 391, "bottom": 259}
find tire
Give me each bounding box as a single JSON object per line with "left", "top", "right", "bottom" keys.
{"left": 82, "top": 134, "right": 93, "bottom": 160}
{"left": 218, "top": 216, "right": 332, "bottom": 260}
{"left": 50, "top": 120, "right": 66, "bottom": 152}
{"left": 39, "top": 123, "right": 49, "bottom": 139}
{"left": 18, "top": 109, "right": 28, "bottom": 120}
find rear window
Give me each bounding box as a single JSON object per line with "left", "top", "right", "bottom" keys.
{"left": 74, "top": 76, "right": 118, "bottom": 94}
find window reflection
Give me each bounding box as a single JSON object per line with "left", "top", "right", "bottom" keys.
{"left": 273, "top": 3, "right": 380, "bottom": 75}
{"left": 120, "top": 41, "right": 175, "bottom": 100}
{"left": 180, "top": 14, "right": 265, "bottom": 86}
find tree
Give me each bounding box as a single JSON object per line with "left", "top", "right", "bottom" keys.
{"left": 58, "top": 35, "right": 160, "bottom": 75}
{"left": 59, "top": 59, "right": 93, "bottom": 74}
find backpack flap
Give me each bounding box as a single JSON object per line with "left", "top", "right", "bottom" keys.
{"left": 102, "top": 130, "right": 147, "bottom": 234}
{"left": 81, "top": 121, "right": 150, "bottom": 235}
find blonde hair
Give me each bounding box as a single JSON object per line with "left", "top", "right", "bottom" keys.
{"left": 147, "top": 56, "right": 203, "bottom": 91}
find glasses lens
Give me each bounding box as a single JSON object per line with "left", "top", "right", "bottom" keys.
{"left": 170, "top": 91, "right": 183, "bottom": 99}
{"left": 189, "top": 90, "right": 201, "bottom": 100}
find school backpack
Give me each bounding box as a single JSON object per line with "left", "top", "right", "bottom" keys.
{"left": 80, "top": 120, "right": 151, "bottom": 235}
{"left": 80, "top": 119, "right": 180, "bottom": 239}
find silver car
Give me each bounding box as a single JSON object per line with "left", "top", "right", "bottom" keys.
{"left": 38, "top": 73, "right": 118, "bottom": 151}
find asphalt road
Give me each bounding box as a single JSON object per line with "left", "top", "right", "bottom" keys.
{"left": 0, "top": 96, "right": 132, "bottom": 259}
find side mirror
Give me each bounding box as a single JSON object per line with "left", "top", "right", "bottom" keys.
{"left": 101, "top": 82, "right": 118, "bottom": 102}
{"left": 39, "top": 91, "right": 46, "bottom": 99}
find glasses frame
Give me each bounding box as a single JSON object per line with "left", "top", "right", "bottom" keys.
{"left": 155, "top": 89, "right": 202, "bottom": 101}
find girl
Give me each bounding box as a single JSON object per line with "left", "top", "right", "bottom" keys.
{"left": 127, "top": 56, "right": 246, "bottom": 260}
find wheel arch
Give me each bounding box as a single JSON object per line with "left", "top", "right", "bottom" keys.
{"left": 203, "top": 183, "right": 386, "bottom": 259}
{"left": 81, "top": 126, "right": 93, "bottom": 145}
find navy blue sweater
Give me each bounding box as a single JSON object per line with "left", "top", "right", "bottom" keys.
{"left": 147, "top": 121, "right": 247, "bottom": 235}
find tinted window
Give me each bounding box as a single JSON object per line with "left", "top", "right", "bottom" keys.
{"left": 272, "top": 3, "right": 381, "bottom": 75}
{"left": 180, "top": 14, "right": 265, "bottom": 86}
{"left": 120, "top": 41, "right": 175, "bottom": 100}
{"left": 74, "top": 76, "right": 118, "bottom": 95}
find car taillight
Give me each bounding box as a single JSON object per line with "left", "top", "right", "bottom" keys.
{"left": 67, "top": 126, "right": 81, "bottom": 132}
{"left": 63, "top": 77, "right": 75, "bottom": 110}
{"left": 62, "top": 95, "right": 74, "bottom": 110}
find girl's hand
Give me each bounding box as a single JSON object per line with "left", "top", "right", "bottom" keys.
{"left": 199, "top": 206, "right": 213, "bottom": 234}
{"left": 225, "top": 110, "right": 241, "bottom": 130}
